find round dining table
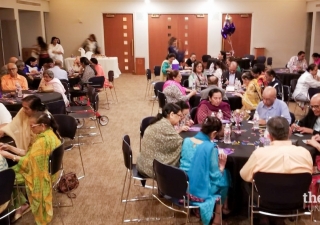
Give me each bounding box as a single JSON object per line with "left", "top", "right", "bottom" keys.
{"left": 180, "top": 121, "right": 317, "bottom": 215}
{"left": 0, "top": 90, "right": 63, "bottom": 112}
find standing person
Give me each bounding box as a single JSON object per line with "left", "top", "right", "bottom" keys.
{"left": 168, "top": 36, "right": 184, "bottom": 63}
{"left": 33, "top": 36, "right": 49, "bottom": 69}
{"left": 48, "top": 36, "right": 64, "bottom": 64}
{"left": 82, "top": 34, "right": 100, "bottom": 54}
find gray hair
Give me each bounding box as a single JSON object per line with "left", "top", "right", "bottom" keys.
{"left": 15, "top": 60, "right": 25, "bottom": 68}
{"left": 266, "top": 117, "right": 289, "bottom": 141}
{"left": 43, "top": 70, "right": 54, "bottom": 78}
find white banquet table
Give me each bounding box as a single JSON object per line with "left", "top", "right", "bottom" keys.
{"left": 64, "top": 57, "right": 122, "bottom": 78}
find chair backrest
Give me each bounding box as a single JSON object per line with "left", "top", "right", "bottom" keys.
{"left": 290, "top": 79, "right": 298, "bottom": 94}
{"left": 308, "top": 88, "right": 320, "bottom": 100}
{"left": 282, "top": 85, "right": 290, "bottom": 102}
{"left": 9, "top": 111, "right": 18, "bottom": 118}
{"left": 183, "top": 79, "right": 189, "bottom": 88}
{"left": 140, "top": 116, "right": 155, "bottom": 138}
{"left": 154, "top": 66, "right": 161, "bottom": 76}
{"left": 190, "top": 107, "right": 198, "bottom": 121}
{"left": 157, "top": 90, "right": 167, "bottom": 108}
{"left": 153, "top": 159, "right": 188, "bottom": 199}
{"left": 154, "top": 81, "right": 165, "bottom": 96}
{"left": 267, "top": 57, "right": 272, "bottom": 66}
{"left": 60, "top": 80, "right": 70, "bottom": 96}
{"left": 0, "top": 169, "right": 15, "bottom": 205}
{"left": 49, "top": 139, "right": 65, "bottom": 175}
{"left": 253, "top": 172, "right": 311, "bottom": 210}
{"left": 53, "top": 114, "right": 77, "bottom": 139}
{"left": 89, "top": 76, "right": 105, "bottom": 89}
{"left": 146, "top": 69, "right": 151, "bottom": 80}
{"left": 244, "top": 54, "right": 255, "bottom": 62}
{"left": 256, "top": 56, "right": 266, "bottom": 64}
{"left": 122, "top": 135, "right": 132, "bottom": 170}
{"left": 108, "top": 70, "right": 114, "bottom": 82}
{"left": 46, "top": 100, "right": 66, "bottom": 115}
{"left": 202, "top": 55, "right": 211, "bottom": 63}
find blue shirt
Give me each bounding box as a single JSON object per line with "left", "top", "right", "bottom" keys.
{"left": 256, "top": 99, "right": 291, "bottom": 124}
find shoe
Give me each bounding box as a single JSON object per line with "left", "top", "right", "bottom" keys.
{"left": 11, "top": 204, "right": 31, "bottom": 223}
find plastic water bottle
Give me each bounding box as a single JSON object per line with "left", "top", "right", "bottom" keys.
{"left": 263, "top": 117, "right": 271, "bottom": 146}
{"left": 224, "top": 123, "right": 231, "bottom": 144}
{"left": 217, "top": 109, "right": 223, "bottom": 121}
{"left": 211, "top": 112, "right": 216, "bottom": 117}
{"left": 253, "top": 111, "right": 259, "bottom": 130}
{"left": 16, "top": 82, "right": 22, "bottom": 98}
{"left": 192, "top": 82, "right": 196, "bottom": 90}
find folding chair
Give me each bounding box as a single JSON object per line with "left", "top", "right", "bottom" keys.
{"left": 150, "top": 159, "right": 205, "bottom": 224}
{"left": 108, "top": 70, "right": 118, "bottom": 103}
{"left": 151, "top": 82, "right": 165, "bottom": 115}
{"left": 121, "top": 135, "right": 152, "bottom": 223}
{"left": 249, "top": 172, "right": 312, "bottom": 225}
{"left": 139, "top": 116, "right": 155, "bottom": 152}
{"left": 53, "top": 114, "right": 85, "bottom": 180}
{"left": 145, "top": 69, "right": 152, "bottom": 98}
{"left": 157, "top": 90, "right": 167, "bottom": 113}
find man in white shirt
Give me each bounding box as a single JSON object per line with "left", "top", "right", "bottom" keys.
{"left": 0, "top": 103, "right": 12, "bottom": 128}
{"left": 287, "top": 51, "right": 308, "bottom": 72}
{"left": 49, "top": 60, "right": 68, "bottom": 80}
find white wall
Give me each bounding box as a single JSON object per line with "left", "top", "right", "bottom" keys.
{"left": 307, "top": 0, "right": 320, "bottom": 58}
{"left": 19, "top": 10, "right": 42, "bottom": 48}
{"left": 315, "top": 12, "right": 320, "bottom": 52}
{"left": 46, "top": 0, "right": 307, "bottom": 68}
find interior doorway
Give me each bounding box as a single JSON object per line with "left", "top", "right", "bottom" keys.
{"left": 148, "top": 14, "right": 208, "bottom": 71}
{"left": 103, "top": 14, "right": 134, "bottom": 73}
{"left": 222, "top": 13, "right": 252, "bottom": 58}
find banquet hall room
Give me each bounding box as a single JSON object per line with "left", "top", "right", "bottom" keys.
{"left": 1, "top": 0, "right": 320, "bottom": 225}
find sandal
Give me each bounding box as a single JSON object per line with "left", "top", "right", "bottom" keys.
{"left": 192, "top": 208, "right": 200, "bottom": 218}
{"left": 11, "top": 204, "right": 31, "bottom": 223}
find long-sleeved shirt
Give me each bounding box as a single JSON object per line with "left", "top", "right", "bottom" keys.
{"left": 292, "top": 71, "right": 320, "bottom": 100}
{"left": 287, "top": 55, "right": 308, "bottom": 71}
{"left": 256, "top": 99, "right": 291, "bottom": 124}
{"left": 1, "top": 74, "right": 28, "bottom": 91}
{"left": 163, "top": 84, "right": 189, "bottom": 103}
{"left": 240, "top": 140, "right": 313, "bottom": 182}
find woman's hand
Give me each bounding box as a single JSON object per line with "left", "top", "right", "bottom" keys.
{"left": 0, "top": 143, "right": 9, "bottom": 151}
{"left": 218, "top": 151, "right": 227, "bottom": 171}
{"left": 0, "top": 131, "right": 4, "bottom": 138}
{"left": 307, "top": 136, "right": 320, "bottom": 151}
{"left": 180, "top": 126, "right": 190, "bottom": 132}
{"left": 186, "top": 119, "right": 194, "bottom": 127}
{"left": 0, "top": 150, "right": 12, "bottom": 159}
{"left": 296, "top": 127, "right": 313, "bottom": 134}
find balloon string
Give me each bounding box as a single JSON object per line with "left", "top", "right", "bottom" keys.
{"left": 227, "top": 35, "right": 234, "bottom": 56}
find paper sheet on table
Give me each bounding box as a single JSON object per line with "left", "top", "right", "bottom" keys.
{"left": 226, "top": 86, "right": 235, "bottom": 92}
{"left": 189, "top": 127, "right": 201, "bottom": 132}
{"left": 218, "top": 148, "right": 234, "bottom": 155}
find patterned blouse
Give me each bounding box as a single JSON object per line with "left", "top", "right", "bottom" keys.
{"left": 163, "top": 84, "right": 189, "bottom": 103}
{"left": 0, "top": 155, "right": 8, "bottom": 172}
{"left": 136, "top": 118, "right": 183, "bottom": 177}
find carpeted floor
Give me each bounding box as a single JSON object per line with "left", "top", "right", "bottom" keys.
{"left": 14, "top": 74, "right": 318, "bottom": 225}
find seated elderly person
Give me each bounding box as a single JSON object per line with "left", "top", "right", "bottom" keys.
{"left": 16, "top": 60, "right": 34, "bottom": 88}
{"left": 163, "top": 70, "right": 196, "bottom": 103}
{"left": 200, "top": 75, "right": 227, "bottom": 101}
{"left": 136, "top": 103, "right": 183, "bottom": 177}
{"left": 287, "top": 51, "right": 308, "bottom": 72}
{"left": 1, "top": 63, "right": 28, "bottom": 91}
{"left": 196, "top": 88, "right": 231, "bottom": 124}
{"left": 240, "top": 116, "right": 313, "bottom": 225}
{"left": 0, "top": 103, "right": 12, "bottom": 128}
{"left": 292, "top": 63, "right": 320, "bottom": 103}
{"left": 49, "top": 60, "right": 68, "bottom": 80}
{"left": 0, "top": 57, "right": 18, "bottom": 78}
{"left": 233, "top": 72, "right": 261, "bottom": 111}
{"left": 222, "top": 61, "right": 242, "bottom": 85}
{"left": 256, "top": 87, "right": 291, "bottom": 125}
{"left": 38, "top": 70, "right": 69, "bottom": 106}
{"left": 291, "top": 94, "right": 320, "bottom": 134}
{"left": 265, "top": 69, "right": 282, "bottom": 99}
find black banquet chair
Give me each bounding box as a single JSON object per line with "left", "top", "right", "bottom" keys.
{"left": 151, "top": 81, "right": 165, "bottom": 115}
{"left": 249, "top": 172, "right": 312, "bottom": 225}
{"left": 121, "top": 135, "right": 152, "bottom": 223}
{"left": 157, "top": 90, "right": 167, "bottom": 113}
{"left": 140, "top": 116, "right": 155, "bottom": 152}
{"left": 88, "top": 76, "right": 110, "bottom": 109}
{"left": 0, "top": 169, "right": 16, "bottom": 223}
{"left": 107, "top": 70, "right": 118, "bottom": 103}
{"left": 150, "top": 159, "right": 204, "bottom": 224}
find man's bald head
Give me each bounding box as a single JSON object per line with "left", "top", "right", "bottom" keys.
{"left": 229, "top": 61, "right": 238, "bottom": 74}
{"left": 310, "top": 94, "right": 320, "bottom": 116}
{"left": 54, "top": 60, "right": 62, "bottom": 68}
{"left": 208, "top": 75, "right": 218, "bottom": 85}
{"left": 262, "top": 86, "right": 277, "bottom": 107}
{"left": 8, "top": 57, "right": 18, "bottom": 64}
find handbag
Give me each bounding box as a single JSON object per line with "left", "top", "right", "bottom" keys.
{"left": 57, "top": 172, "right": 79, "bottom": 198}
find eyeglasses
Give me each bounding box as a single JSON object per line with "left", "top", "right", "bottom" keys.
{"left": 175, "top": 113, "right": 183, "bottom": 118}
{"left": 310, "top": 105, "right": 320, "bottom": 110}
{"left": 30, "top": 124, "right": 41, "bottom": 128}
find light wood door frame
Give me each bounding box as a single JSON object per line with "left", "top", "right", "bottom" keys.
{"left": 103, "top": 13, "right": 134, "bottom": 73}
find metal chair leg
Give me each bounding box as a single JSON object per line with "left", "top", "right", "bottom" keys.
{"left": 112, "top": 85, "right": 118, "bottom": 103}
{"left": 77, "top": 135, "right": 85, "bottom": 180}
{"left": 122, "top": 175, "right": 132, "bottom": 223}
{"left": 120, "top": 170, "right": 128, "bottom": 203}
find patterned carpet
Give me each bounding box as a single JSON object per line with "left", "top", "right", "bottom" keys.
{"left": 13, "top": 74, "right": 317, "bottom": 225}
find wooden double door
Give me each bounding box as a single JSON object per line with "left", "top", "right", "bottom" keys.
{"left": 103, "top": 14, "right": 134, "bottom": 73}
{"left": 148, "top": 14, "right": 208, "bottom": 71}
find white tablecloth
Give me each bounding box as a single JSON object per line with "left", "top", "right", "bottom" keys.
{"left": 64, "top": 57, "right": 121, "bottom": 78}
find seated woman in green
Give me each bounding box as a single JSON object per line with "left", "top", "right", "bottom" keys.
{"left": 180, "top": 116, "right": 230, "bottom": 225}
{"left": 160, "top": 53, "right": 176, "bottom": 81}
{"left": 0, "top": 112, "right": 61, "bottom": 225}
